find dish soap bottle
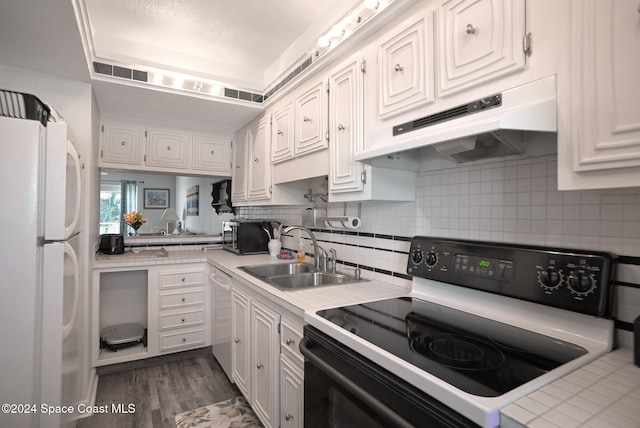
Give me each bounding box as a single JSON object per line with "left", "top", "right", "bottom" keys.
{"left": 297, "top": 240, "right": 306, "bottom": 263}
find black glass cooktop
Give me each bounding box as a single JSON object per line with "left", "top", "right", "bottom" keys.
{"left": 317, "top": 297, "right": 587, "bottom": 397}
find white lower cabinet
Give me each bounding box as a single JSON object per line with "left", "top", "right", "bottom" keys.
{"left": 92, "top": 263, "right": 210, "bottom": 367}
{"left": 280, "top": 355, "right": 304, "bottom": 428}
{"left": 250, "top": 300, "right": 280, "bottom": 428}
{"left": 230, "top": 280, "right": 304, "bottom": 428}
{"left": 231, "top": 285, "right": 251, "bottom": 398}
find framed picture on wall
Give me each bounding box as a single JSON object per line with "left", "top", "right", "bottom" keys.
{"left": 186, "top": 185, "right": 199, "bottom": 216}
{"left": 143, "top": 188, "right": 169, "bottom": 209}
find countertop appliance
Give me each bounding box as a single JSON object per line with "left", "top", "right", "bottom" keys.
{"left": 222, "top": 219, "right": 275, "bottom": 255}
{"left": 210, "top": 265, "right": 233, "bottom": 381}
{"left": 0, "top": 90, "right": 83, "bottom": 428}
{"left": 99, "top": 233, "right": 125, "bottom": 254}
{"left": 303, "top": 237, "right": 615, "bottom": 428}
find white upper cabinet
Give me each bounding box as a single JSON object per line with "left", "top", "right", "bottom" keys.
{"left": 557, "top": 0, "right": 640, "bottom": 190}
{"left": 100, "top": 120, "right": 144, "bottom": 166}
{"left": 247, "top": 115, "right": 272, "bottom": 200}
{"left": 99, "top": 117, "right": 232, "bottom": 176}
{"left": 378, "top": 10, "right": 435, "bottom": 120}
{"left": 192, "top": 134, "right": 231, "bottom": 174}
{"left": 437, "top": 0, "right": 526, "bottom": 97}
{"left": 295, "top": 80, "right": 329, "bottom": 156}
{"left": 271, "top": 102, "right": 295, "bottom": 163}
{"left": 231, "top": 127, "right": 248, "bottom": 202}
{"left": 146, "top": 128, "right": 190, "bottom": 170}
{"left": 329, "top": 56, "right": 365, "bottom": 195}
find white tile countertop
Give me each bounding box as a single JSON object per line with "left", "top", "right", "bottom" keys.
{"left": 94, "top": 247, "right": 411, "bottom": 319}
{"left": 500, "top": 348, "right": 640, "bottom": 428}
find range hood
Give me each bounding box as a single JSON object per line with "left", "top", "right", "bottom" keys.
{"left": 355, "top": 76, "right": 557, "bottom": 168}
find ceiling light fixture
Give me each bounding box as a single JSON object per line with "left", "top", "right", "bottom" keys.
{"left": 311, "top": 0, "right": 394, "bottom": 63}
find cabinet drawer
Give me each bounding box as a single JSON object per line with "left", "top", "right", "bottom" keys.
{"left": 280, "top": 318, "right": 304, "bottom": 365}
{"left": 159, "top": 288, "right": 205, "bottom": 310}
{"left": 159, "top": 309, "right": 205, "bottom": 331}
{"left": 159, "top": 328, "right": 205, "bottom": 352}
{"left": 159, "top": 270, "right": 205, "bottom": 289}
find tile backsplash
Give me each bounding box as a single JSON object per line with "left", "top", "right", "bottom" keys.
{"left": 238, "top": 154, "right": 640, "bottom": 346}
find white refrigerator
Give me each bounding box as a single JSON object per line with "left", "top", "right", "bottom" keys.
{"left": 0, "top": 91, "right": 83, "bottom": 428}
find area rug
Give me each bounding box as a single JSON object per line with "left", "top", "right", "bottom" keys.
{"left": 175, "top": 396, "right": 263, "bottom": 428}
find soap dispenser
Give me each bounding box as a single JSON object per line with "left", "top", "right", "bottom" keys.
{"left": 297, "top": 240, "right": 306, "bottom": 263}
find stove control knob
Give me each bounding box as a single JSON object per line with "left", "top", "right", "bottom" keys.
{"left": 425, "top": 251, "right": 438, "bottom": 267}
{"left": 410, "top": 249, "right": 423, "bottom": 265}
{"left": 567, "top": 273, "right": 594, "bottom": 294}
{"left": 538, "top": 268, "right": 562, "bottom": 289}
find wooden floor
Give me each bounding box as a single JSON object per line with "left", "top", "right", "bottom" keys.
{"left": 77, "top": 347, "right": 240, "bottom": 428}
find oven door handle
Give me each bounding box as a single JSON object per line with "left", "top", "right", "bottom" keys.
{"left": 300, "top": 337, "right": 414, "bottom": 428}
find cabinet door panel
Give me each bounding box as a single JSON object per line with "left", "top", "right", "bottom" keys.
{"left": 192, "top": 134, "right": 231, "bottom": 173}
{"left": 570, "top": 0, "right": 640, "bottom": 172}
{"left": 146, "top": 128, "right": 190, "bottom": 169}
{"left": 329, "top": 57, "right": 364, "bottom": 194}
{"left": 280, "top": 355, "right": 303, "bottom": 428}
{"left": 231, "top": 288, "right": 250, "bottom": 399}
{"left": 231, "top": 132, "right": 248, "bottom": 202}
{"left": 378, "top": 12, "right": 435, "bottom": 119}
{"left": 295, "top": 81, "right": 328, "bottom": 156}
{"left": 247, "top": 116, "right": 271, "bottom": 200}
{"left": 438, "top": 0, "right": 526, "bottom": 96}
{"left": 100, "top": 121, "right": 143, "bottom": 166}
{"left": 251, "top": 300, "right": 279, "bottom": 428}
{"left": 272, "top": 103, "right": 294, "bottom": 163}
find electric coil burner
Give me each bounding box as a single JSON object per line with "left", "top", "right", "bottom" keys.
{"left": 305, "top": 237, "right": 616, "bottom": 427}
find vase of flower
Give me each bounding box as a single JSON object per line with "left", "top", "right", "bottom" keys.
{"left": 123, "top": 211, "right": 147, "bottom": 237}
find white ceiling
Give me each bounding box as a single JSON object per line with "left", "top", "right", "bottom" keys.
{"left": 0, "top": 0, "right": 384, "bottom": 133}
{"left": 85, "top": 0, "right": 355, "bottom": 90}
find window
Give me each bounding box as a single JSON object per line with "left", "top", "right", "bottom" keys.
{"left": 99, "top": 180, "right": 138, "bottom": 235}
{"left": 100, "top": 182, "right": 121, "bottom": 234}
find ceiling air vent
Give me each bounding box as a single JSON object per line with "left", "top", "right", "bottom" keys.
{"left": 393, "top": 94, "right": 502, "bottom": 137}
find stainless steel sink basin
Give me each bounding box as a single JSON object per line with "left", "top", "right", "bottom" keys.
{"left": 267, "top": 272, "right": 357, "bottom": 290}
{"left": 240, "top": 262, "right": 317, "bottom": 278}
{"left": 239, "top": 262, "right": 366, "bottom": 291}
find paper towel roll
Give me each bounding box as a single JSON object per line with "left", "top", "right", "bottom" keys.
{"left": 343, "top": 216, "right": 361, "bottom": 229}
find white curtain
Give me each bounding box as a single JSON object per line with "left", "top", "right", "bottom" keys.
{"left": 120, "top": 180, "right": 138, "bottom": 235}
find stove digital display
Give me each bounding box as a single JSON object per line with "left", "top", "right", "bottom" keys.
{"left": 454, "top": 254, "right": 514, "bottom": 281}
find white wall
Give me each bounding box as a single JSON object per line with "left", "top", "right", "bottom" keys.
{"left": 239, "top": 154, "right": 640, "bottom": 347}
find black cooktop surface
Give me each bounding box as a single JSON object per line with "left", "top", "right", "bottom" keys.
{"left": 317, "top": 297, "right": 587, "bottom": 397}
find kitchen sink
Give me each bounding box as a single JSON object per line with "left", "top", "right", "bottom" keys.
{"left": 239, "top": 262, "right": 366, "bottom": 291}
{"left": 240, "top": 262, "right": 317, "bottom": 278}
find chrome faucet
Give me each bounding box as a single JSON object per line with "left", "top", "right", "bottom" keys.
{"left": 282, "top": 225, "right": 327, "bottom": 271}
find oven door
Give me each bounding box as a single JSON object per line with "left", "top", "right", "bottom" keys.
{"left": 300, "top": 326, "right": 479, "bottom": 428}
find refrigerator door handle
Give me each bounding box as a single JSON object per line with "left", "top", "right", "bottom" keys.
{"left": 64, "top": 140, "right": 82, "bottom": 239}
{"left": 62, "top": 241, "right": 79, "bottom": 340}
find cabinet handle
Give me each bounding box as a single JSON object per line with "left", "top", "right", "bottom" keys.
{"left": 277, "top": 130, "right": 283, "bottom": 135}
{"left": 235, "top": 164, "right": 240, "bottom": 168}
{"left": 303, "top": 116, "right": 311, "bottom": 122}
{"left": 181, "top": 297, "right": 186, "bottom": 302}
{"left": 337, "top": 124, "right": 345, "bottom": 131}
{"left": 181, "top": 277, "right": 186, "bottom": 282}
{"left": 286, "top": 338, "right": 295, "bottom": 346}
{"left": 256, "top": 363, "right": 264, "bottom": 369}
{"left": 121, "top": 141, "right": 126, "bottom": 146}
{"left": 466, "top": 24, "right": 477, "bottom": 35}
{"left": 285, "top": 413, "right": 293, "bottom": 421}
{"left": 210, "top": 150, "right": 215, "bottom": 155}
{"left": 394, "top": 64, "right": 404, "bottom": 72}
{"left": 167, "top": 145, "right": 172, "bottom": 150}
{"left": 254, "top": 157, "right": 259, "bottom": 162}
{"left": 182, "top": 338, "right": 186, "bottom": 342}
{"left": 181, "top": 318, "right": 185, "bottom": 322}
{"left": 234, "top": 338, "right": 240, "bottom": 343}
